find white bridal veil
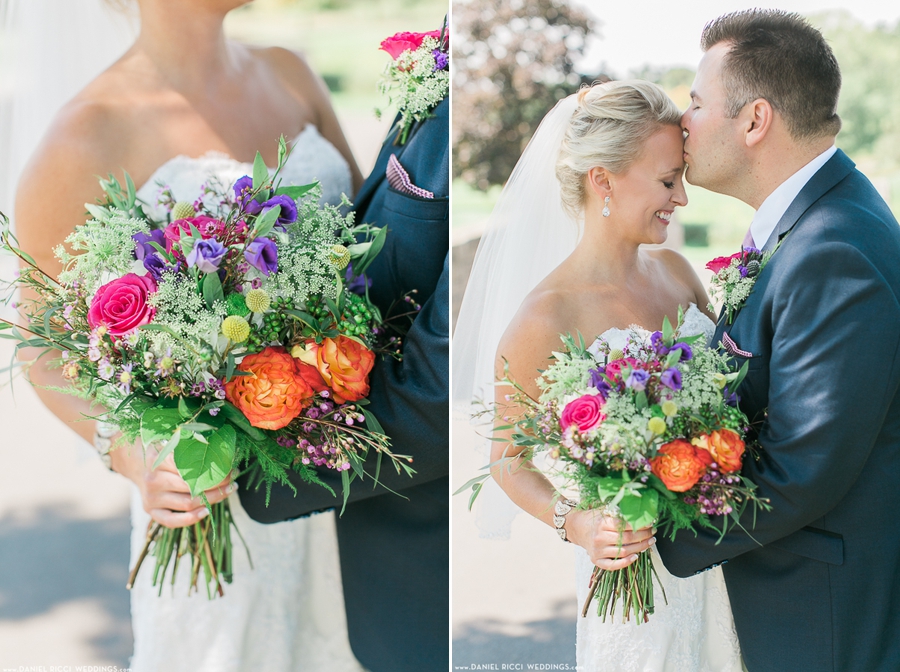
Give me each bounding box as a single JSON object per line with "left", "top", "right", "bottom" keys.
{"left": 0, "top": 0, "right": 135, "bottom": 221}
{"left": 452, "top": 93, "right": 583, "bottom": 538}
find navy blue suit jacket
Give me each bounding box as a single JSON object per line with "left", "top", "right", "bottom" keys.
{"left": 238, "top": 98, "right": 449, "bottom": 671}
{"left": 656, "top": 150, "right": 900, "bottom": 671}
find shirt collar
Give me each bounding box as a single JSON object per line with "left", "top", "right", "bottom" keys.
{"left": 750, "top": 145, "right": 837, "bottom": 250}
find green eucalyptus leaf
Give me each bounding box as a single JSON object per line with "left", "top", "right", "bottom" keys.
{"left": 151, "top": 428, "right": 181, "bottom": 470}
{"left": 202, "top": 272, "right": 225, "bottom": 309}
{"left": 174, "top": 425, "right": 236, "bottom": 497}
{"left": 251, "top": 206, "right": 279, "bottom": 240}
{"left": 618, "top": 488, "right": 659, "bottom": 530}
{"left": 273, "top": 183, "right": 318, "bottom": 200}
{"left": 140, "top": 407, "right": 184, "bottom": 447}
{"left": 252, "top": 152, "right": 268, "bottom": 191}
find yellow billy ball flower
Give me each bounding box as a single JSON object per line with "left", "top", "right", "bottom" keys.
{"left": 661, "top": 400, "right": 678, "bottom": 417}
{"left": 648, "top": 416, "right": 667, "bottom": 435}
{"left": 221, "top": 315, "right": 250, "bottom": 343}
{"left": 245, "top": 289, "right": 271, "bottom": 314}
{"left": 608, "top": 348, "right": 625, "bottom": 361}
{"left": 713, "top": 372, "right": 728, "bottom": 389}
{"left": 329, "top": 244, "right": 351, "bottom": 270}
{"left": 171, "top": 201, "right": 196, "bottom": 220}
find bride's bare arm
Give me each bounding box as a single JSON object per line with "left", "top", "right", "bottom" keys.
{"left": 14, "top": 104, "right": 231, "bottom": 527}
{"left": 492, "top": 294, "right": 655, "bottom": 570}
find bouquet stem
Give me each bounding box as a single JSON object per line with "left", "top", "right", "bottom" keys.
{"left": 581, "top": 550, "right": 666, "bottom": 623}
{"left": 127, "top": 499, "right": 248, "bottom": 598}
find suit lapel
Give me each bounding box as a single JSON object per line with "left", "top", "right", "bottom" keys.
{"left": 353, "top": 114, "right": 425, "bottom": 213}
{"left": 762, "top": 149, "right": 855, "bottom": 253}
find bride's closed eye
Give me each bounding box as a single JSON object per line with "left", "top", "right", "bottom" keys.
{"left": 663, "top": 181, "right": 676, "bottom": 189}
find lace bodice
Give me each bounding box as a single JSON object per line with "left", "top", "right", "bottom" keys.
{"left": 135, "top": 125, "right": 352, "bottom": 214}
{"left": 577, "top": 303, "right": 741, "bottom": 672}
{"left": 127, "top": 126, "right": 361, "bottom": 672}
{"left": 587, "top": 303, "right": 716, "bottom": 356}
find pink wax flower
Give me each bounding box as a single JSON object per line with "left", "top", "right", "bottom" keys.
{"left": 164, "top": 216, "right": 226, "bottom": 253}
{"left": 87, "top": 273, "right": 157, "bottom": 336}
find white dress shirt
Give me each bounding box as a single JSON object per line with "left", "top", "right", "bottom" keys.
{"left": 749, "top": 145, "right": 837, "bottom": 249}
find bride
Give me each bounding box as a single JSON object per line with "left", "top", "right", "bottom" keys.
{"left": 454, "top": 80, "right": 742, "bottom": 671}
{"left": 14, "top": 1, "right": 366, "bottom": 670}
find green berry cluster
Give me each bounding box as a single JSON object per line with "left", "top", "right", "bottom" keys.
{"left": 247, "top": 296, "right": 291, "bottom": 350}
{"left": 306, "top": 292, "right": 374, "bottom": 339}
{"left": 339, "top": 292, "right": 374, "bottom": 338}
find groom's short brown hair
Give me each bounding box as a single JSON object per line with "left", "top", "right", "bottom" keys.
{"left": 701, "top": 9, "right": 842, "bottom": 141}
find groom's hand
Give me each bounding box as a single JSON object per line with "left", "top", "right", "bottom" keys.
{"left": 568, "top": 510, "right": 657, "bottom": 570}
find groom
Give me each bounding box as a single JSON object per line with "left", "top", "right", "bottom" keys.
{"left": 238, "top": 100, "right": 449, "bottom": 671}
{"left": 655, "top": 10, "right": 900, "bottom": 672}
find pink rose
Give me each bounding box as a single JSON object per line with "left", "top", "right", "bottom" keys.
{"left": 379, "top": 30, "right": 441, "bottom": 60}
{"left": 705, "top": 253, "right": 742, "bottom": 274}
{"left": 87, "top": 273, "right": 157, "bottom": 336}
{"left": 164, "top": 216, "right": 226, "bottom": 254}
{"left": 605, "top": 357, "right": 641, "bottom": 383}
{"left": 560, "top": 394, "right": 606, "bottom": 433}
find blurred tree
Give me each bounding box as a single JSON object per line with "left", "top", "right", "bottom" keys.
{"left": 453, "top": 0, "right": 598, "bottom": 190}
{"left": 815, "top": 12, "right": 900, "bottom": 170}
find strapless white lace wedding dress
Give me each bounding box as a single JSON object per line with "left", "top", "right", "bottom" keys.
{"left": 576, "top": 304, "right": 743, "bottom": 672}
{"left": 129, "top": 126, "right": 365, "bottom": 672}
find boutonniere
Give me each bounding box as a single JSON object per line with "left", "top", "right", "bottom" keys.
{"left": 376, "top": 17, "right": 449, "bottom": 146}
{"left": 706, "top": 244, "right": 779, "bottom": 324}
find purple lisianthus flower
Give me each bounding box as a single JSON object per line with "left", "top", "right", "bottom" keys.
{"left": 669, "top": 342, "right": 693, "bottom": 362}
{"left": 143, "top": 253, "right": 168, "bottom": 281}
{"left": 133, "top": 230, "right": 166, "bottom": 261}
{"left": 660, "top": 367, "right": 683, "bottom": 391}
{"left": 433, "top": 49, "right": 449, "bottom": 71}
{"left": 186, "top": 239, "right": 227, "bottom": 274}
{"left": 723, "top": 385, "right": 740, "bottom": 407}
{"left": 344, "top": 263, "right": 371, "bottom": 295}
{"left": 234, "top": 175, "right": 263, "bottom": 215}
{"left": 650, "top": 331, "right": 669, "bottom": 356}
{"left": 261, "top": 195, "right": 298, "bottom": 229}
{"left": 589, "top": 367, "right": 611, "bottom": 398}
{"left": 625, "top": 368, "right": 650, "bottom": 392}
{"left": 244, "top": 237, "right": 278, "bottom": 276}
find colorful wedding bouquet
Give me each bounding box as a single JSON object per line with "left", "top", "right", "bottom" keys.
{"left": 460, "top": 310, "right": 769, "bottom": 623}
{"left": 0, "top": 138, "right": 413, "bottom": 598}
{"left": 376, "top": 19, "right": 449, "bottom": 145}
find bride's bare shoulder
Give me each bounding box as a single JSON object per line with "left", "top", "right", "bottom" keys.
{"left": 495, "top": 284, "right": 573, "bottom": 395}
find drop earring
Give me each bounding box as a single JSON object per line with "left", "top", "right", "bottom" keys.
{"left": 602, "top": 196, "right": 610, "bottom": 217}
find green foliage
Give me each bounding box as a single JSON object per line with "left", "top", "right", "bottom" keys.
{"left": 452, "top": 0, "right": 597, "bottom": 190}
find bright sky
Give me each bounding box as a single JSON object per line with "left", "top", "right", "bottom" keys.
{"left": 576, "top": 0, "right": 900, "bottom": 76}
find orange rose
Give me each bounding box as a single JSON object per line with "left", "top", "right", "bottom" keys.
{"left": 316, "top": 336, "right": 375, "bottom": 403}
{"left": 651, "top": 439, "right": 713, "bottom": 492}
{"left": 225, "top": 346, "right": 313, "bottom": 430}
{"left": 694, "top": 429, "right": 745, "bottom": 473}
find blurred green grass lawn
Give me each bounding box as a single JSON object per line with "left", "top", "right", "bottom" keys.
{"left": 226, "top": 0, "right": 449, "bottom": 115}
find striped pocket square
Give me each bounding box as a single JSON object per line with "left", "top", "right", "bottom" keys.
{"left": 722, "top": 332, "right": 753, "bottom": 358}
{"left": 386, "top": 154, "right": 434, "bottom": 199}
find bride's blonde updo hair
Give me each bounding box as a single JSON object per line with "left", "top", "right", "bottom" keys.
{"left": 556, "top": 80, "right": 682, "bottom": 219}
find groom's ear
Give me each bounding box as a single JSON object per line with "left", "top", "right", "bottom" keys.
{"left": 743, "top": 98, "right": 774, "bottom": 148}
{"left": 587, "top": 167, "right": 612, "bottom": 197}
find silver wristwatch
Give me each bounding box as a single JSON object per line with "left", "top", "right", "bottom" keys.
{"left": 93, "top": 421, "right": 118, "bottom": 471}
{"left": 553, "top": 498, "right": 578, "bottom": 543}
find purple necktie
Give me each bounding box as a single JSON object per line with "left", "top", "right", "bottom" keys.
{"left": 742, "top": 227, "right": 756, "bottom": 251}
